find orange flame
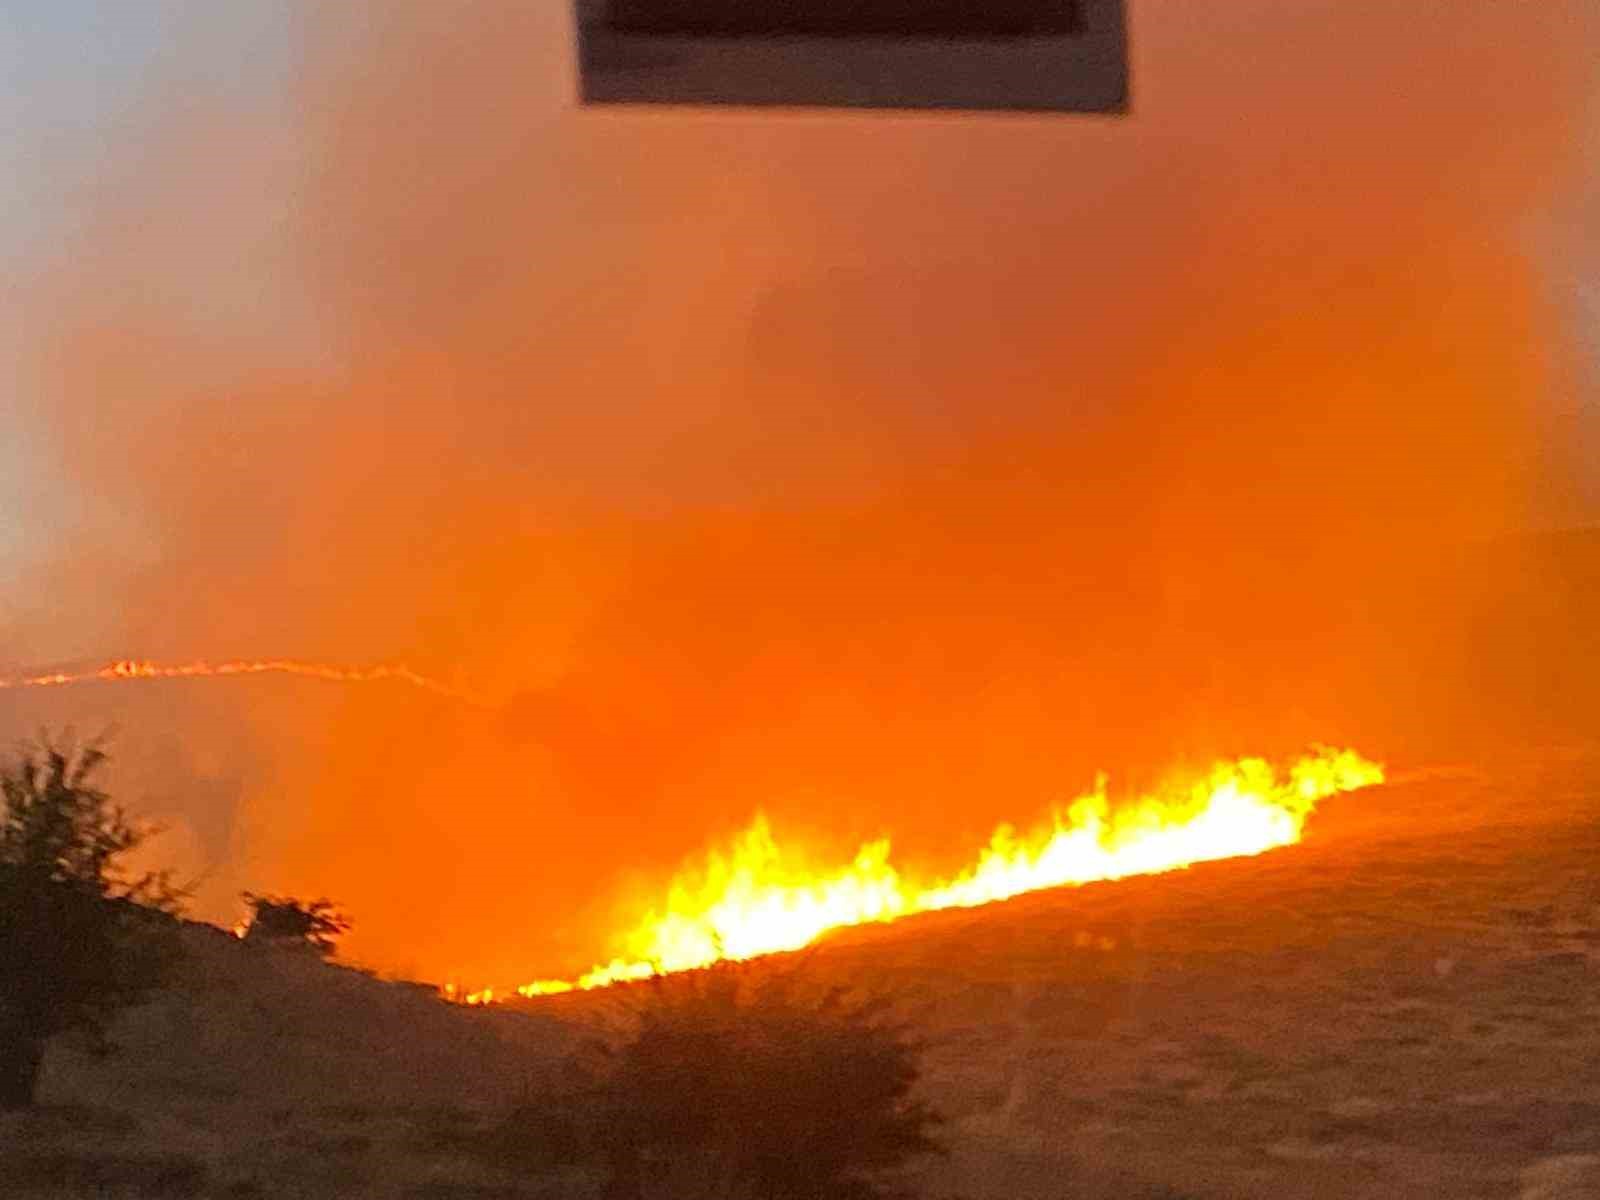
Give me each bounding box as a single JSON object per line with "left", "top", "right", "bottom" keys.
{"left": 0, "top": 658, "right": 483, "bottom": 705}
{"left": 482, "top": 746, "right": 1382, "bottom": 1001}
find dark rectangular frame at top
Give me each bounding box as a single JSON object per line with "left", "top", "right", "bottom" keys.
{"left": 574, "top": 0, "right": 1130, "bottom": 114}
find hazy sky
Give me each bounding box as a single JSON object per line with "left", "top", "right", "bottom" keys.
{"left": 2, "top": 2, "right": 296, "bottom": 573}
{"left": 3, "top": 1, "right": 1598, "bottom": 981}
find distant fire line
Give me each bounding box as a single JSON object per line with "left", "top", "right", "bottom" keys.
{"left": 0, "top": 658, "right": 484, "bottom": 705}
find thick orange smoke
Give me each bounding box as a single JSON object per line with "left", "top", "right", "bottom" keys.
{"left": 3, "top": 1, "right": 1596, "bottom": 982}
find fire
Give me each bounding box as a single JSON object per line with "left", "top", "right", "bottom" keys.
{"left": 486, "top": 746, "right": 1382, "bottom": 1001}
{"left": 0, "top": 658, "right": 481, "bottom": 704}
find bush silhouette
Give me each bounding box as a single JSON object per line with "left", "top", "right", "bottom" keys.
{"left": 0, "top": 735, "right": 181, "bottom": 1108}
{"left": 240, "top": 893, "right": 350, "bottom": 956}
{"left": 500, "top": 959, "right": 942, "bottom": 1199}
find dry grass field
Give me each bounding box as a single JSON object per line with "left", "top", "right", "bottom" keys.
{"left": 804, "top": 748, "right": 1600, "bottom": 1198}
{"left": 5, "top": 746, "right": 1598, "bottom": 1198}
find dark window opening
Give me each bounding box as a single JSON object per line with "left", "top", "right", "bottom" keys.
{"left": 603, "top": 0, "right": 1085, "bottom": 38}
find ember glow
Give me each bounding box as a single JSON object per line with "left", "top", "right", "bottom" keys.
{"left": 0, "top": 659, "right": 482, "bottom": 705}
{"left": 462, "top": 746, "right": 1382, "bottom": 1003}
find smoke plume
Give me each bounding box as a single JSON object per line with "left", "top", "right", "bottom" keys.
{"left": 5, "top": 0, "right": 1597, "bottom": 980}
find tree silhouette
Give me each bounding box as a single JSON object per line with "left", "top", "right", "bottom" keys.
{"left": 0, "top": 736, "right": 181, "bottom": 1108}
{"left": 240, "top": 893, "right": 350, "bottom": 956}
{"left": 502, "top": 958, "right": 943, "bottom": 1199}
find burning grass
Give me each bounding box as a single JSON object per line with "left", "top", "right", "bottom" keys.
{"left": 465, "top": 747, "right": 1384, "bottom": 1002}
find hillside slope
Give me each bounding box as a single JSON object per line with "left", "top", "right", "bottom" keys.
{"left": 4, "top": 929, "right": 575, "bottom": 1198}
{"left": 794, "top": 748, "right": 1600, "bottom": 1198}
{"left": 6, "top": 746, "right": 1599, "bottom": 1198}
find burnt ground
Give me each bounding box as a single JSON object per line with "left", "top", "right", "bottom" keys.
{"left": 5, "top": 746, "right": 1599, "bottom": 1197}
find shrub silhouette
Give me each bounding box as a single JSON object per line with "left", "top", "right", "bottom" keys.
{"left": 501, "top": 958, "right": 942, "bottom": 1199}
{"left": 0, "top": 735, "right": 181, "bottom": 1108}
{"left": 239, "top": 893, "right": 350, "bottom": 956}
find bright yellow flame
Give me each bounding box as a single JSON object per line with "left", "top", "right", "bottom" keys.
{"left": 0, "top": 658, "right": 481, "bottom": 704}
{"left": 490, "top": 746, "right": 1383, "bottom": 1001}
